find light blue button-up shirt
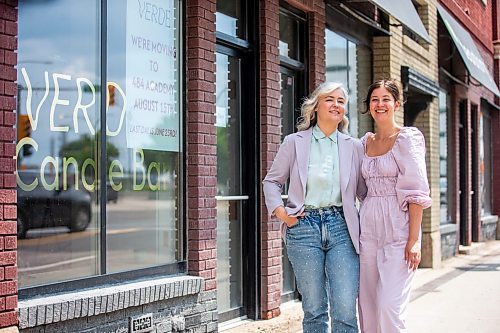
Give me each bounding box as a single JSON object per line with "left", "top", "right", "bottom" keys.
{"left": 304, "top": 125, "right": 342, "bottom": 208}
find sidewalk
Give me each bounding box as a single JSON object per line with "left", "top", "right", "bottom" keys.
{"left": 219, "top": 240, "right": 500, "bottom": 333}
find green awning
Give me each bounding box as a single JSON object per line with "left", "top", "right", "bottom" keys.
{"left": 437, "top": 4, "right": 500, "bottom": 97}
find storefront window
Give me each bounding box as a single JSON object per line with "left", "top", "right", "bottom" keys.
{"left": 325, "top": 29, "right": 359, "bottom": 137}
{"left": 17, "top": 0, "right": 183, "bottom": 288}
{"left": 479, "top": 109, "right": 492, "bottom": 215}
{"left": 439, "top": 90, "right": 450, "bottom": 223}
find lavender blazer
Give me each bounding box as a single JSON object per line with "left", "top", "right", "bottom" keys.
{"left": 262, "top": 127, "right": 367, "bottom": 253}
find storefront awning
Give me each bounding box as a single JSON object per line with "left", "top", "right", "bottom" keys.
{"left": 437, "top": 4, "right": 500, "bottom": 97}
{"left": 369, "top": 0, "right": 431, "bottom": 43}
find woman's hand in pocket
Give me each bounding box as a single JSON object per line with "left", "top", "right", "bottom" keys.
{"left": 274, "top": 206, "right": 305, "bottom": 227}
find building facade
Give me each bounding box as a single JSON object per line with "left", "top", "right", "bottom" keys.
{"left": 436, "top": 0, "right": 500, "bottom": 260}
{"left": 0, "top": 0, "right": 498, "bottom": 332}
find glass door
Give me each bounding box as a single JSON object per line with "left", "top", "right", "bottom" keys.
{"left": 216, "top": 49, "right": 251, "bottom": 321}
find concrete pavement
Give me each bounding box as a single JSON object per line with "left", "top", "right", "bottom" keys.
{"left": 219, "top": 240, "right": 500, "bottom": 333}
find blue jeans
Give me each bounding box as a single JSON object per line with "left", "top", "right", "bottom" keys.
{"left": 286, "top": 206, "right": 360, "bottom": 333}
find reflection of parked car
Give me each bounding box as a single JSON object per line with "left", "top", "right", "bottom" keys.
{"left": 17, "top": 171, "right": 92, "bottom": 238}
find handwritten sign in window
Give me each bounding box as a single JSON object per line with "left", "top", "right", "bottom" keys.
{"left": 126, "top": 0, "right": 180, "bottom": 152}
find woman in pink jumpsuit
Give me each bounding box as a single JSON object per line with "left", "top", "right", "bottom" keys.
{"left": 358, "top": 79, "right": 432, "bottom": 333}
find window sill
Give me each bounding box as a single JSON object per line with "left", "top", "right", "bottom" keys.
{"left": 18, "top": 275, "right": 203, "bottom": 329}
{"left": 440, "top": 223, "right": 457, "bottom": 235}
{"left": 481, "top": 214, "right": 498, "bottom": 225}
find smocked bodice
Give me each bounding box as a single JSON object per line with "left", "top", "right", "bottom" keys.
{"left": 362, "top": 152, "right": 398, "bottom": 197}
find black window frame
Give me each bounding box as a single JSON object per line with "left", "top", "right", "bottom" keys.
{"left": 215, "top": 0, "right": 260, "bottom": 321}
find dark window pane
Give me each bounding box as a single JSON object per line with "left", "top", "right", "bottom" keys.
{"left": 216, "top": 0, "right": 245, "bottom": 39}
{"left": 279, "top": 12, "right": 300, "bottom": 61}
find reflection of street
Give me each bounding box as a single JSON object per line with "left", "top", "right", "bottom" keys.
{"left": 18, "top": 195, "right": 178, "bottom": 288}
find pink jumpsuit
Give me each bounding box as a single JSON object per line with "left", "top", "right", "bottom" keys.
{"left": 358, "top": 127, "right": 432, "bottom": 333}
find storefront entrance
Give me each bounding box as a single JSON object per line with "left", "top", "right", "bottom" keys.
{"left": 215, "top": 43, "right": 258, "bottom": 321}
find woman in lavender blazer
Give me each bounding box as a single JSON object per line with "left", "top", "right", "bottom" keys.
{"left": 263, "top": 82, "right": 366, "bottom": 333}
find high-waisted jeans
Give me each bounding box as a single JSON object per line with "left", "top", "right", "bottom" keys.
{"left": 286, "top": 206, "right": 360, "bottom": 333}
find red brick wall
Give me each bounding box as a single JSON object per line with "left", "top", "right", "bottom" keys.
{"left": 308, "top": 0, "right": 325, "bottom": 90}
{"left": 185, "top": 0, "right": 218, "bottom": 292}
{"left": 440, "top": 0, "right": 493, "bottom": 53}
{"left": 285, "top": 0, "right": 325, "bottom": 90}
{"left": 259, "top": 0, "right": 282, "bottom": 319}
{"left": 0, "top": 0, "right": 18, "bottom": 329}
{"left": 440, "top": 1, "right": 498, "bottom": 242}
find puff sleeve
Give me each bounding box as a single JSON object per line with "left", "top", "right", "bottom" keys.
{"left": 393, "top": 127, "right": 432, "bottom": 211}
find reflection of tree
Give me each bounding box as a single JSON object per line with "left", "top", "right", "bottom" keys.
{"left": 59, "top": 133, "right": 119, "bottom": 177}
{"left": 142, "top": 149, "right": 176, "bottom": 173}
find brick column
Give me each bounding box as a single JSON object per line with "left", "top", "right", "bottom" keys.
{"left": 185, "top": 0, "right": 218, "bottom": 293}
{"left": 308, "top": 0, "right": 325, "bottom": 91}
{"left": 411, "top": 2, "right": 442, "bottom": 268}
{"left": 0, "top": 0, "right": 19, "bottom": 330}
{"left": 259, "top": 0, "right": 282, "bottom": 320}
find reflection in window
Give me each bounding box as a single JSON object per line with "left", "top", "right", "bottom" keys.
{"left": 279, "top": 72, "right": 296, "bottom": 140}
{"left": 17, "top": 0, "right": 101, "bottom": 288}
{"left": 279, "top": 12, "right": 301, "bottom": 61}
{"left": 438, "top": 90, "right": 450, "bottom": 223}
{"left": 106, "top": 0, "right": 182, "bottom": 273}
{"left": 479, "top": 109, "right": 492, "bottom": 215}
{"left": 216, "top": 0, "right": 244, "bottom": 39}
{"left": 215, "top": 53, "right": 244, "bottom": 312}
{"left": 16, "top": 0, "right": 183, "bottom": 288}
{"left": 325, "top": 29, "right": 359, "bottom": 137}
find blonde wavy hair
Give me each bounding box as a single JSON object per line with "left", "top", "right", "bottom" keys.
{"left": 296, "top": 82, "right": 350, "bottom": 133}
